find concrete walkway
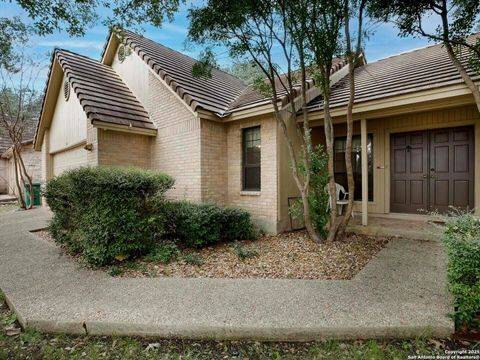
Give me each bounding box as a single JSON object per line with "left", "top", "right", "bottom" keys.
{"left": 0, "top": 208, "right": 454, "bottom": 341}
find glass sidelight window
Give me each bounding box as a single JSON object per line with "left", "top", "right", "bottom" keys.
{"left": 242, "top": 126, "right": 261, "bottom": 191}
{"left": 334, "top": 134, "right": 373, "bottom": 201}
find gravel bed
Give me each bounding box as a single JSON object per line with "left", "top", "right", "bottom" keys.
{"left": 34, "top": 230, "right": 388, "bottom": 280}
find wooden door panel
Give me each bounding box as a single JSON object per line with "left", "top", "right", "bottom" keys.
{"left": 429, "top": 126, "right": 474, "bottom": 213}
{"left": 390, "top": 131, "right": 428, "bottom": 213}
{"left": 391, "top": 126, "right": 474, "bottom": 214}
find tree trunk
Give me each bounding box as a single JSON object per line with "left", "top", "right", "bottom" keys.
{"left": 273, "top": 110, "right": 321, "bottom": 243}
{"left": 338, "top": 0, "right": 364, "bottom": 238}
{"left": 439, "top": 3, "right": 480, "bottom": 113}
{"left": 12, "top": 148, "right": 26, "bottom": 209}
{"left": 324, "top": 92, "right": 339, "bottom": 242}
{"left": 15, "top": 146, "right": 33, "bottom": 209}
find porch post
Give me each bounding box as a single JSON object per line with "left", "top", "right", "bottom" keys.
{"left": 361, "top": 117, "right": 368, "bottom": 226}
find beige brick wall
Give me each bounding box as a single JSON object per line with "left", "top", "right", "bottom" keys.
{"left": 97, "top": 129, "right": 151, "bottom": 168}
{"left": 200, "top": 120, "right": 227, "bottom": 204}
{"left": 147, "top": 72, "right": 202, "bottom": 201}
{"left": 226, "top": 115, "right": 279, "bottom": 233}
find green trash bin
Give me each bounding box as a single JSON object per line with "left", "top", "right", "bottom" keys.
{"left": 24, "top": 183, "right": 41, "bottom": 207}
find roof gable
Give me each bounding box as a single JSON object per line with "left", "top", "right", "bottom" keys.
{"left": 34, "top": 49, "right": 154, "bottom": 149}
{"left": 107, "top": 30, "right": 249, "bottom": 115}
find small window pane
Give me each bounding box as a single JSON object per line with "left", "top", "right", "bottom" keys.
{"left": 244, "top": 167, "right": 260, "bottom": 190}
{"left": 242, "top": 126, "right": 261, "bottom": 190}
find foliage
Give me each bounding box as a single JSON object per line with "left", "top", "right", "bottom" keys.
{"left": 107, "top": 266, "right": 124, "bottom": 277}
{"left": 45, "top": 166, "right": 174, "bottom": 266}
{"left": 181, "top": 252, "right": 204, "bottom": 266}
{"left": 192, "top": 48, "right": 218, "bottom": 78}
{"left": 144, "top": 242, "right": 179, "bottom": 264}
{"left": 223, "top": 60, "right": 265, "bottom": 85}
{"left": 0, "top": 1, "right": 182, "bottom": 71}
{"left": 160, "top": 201, "right": 255, "bottom": 247}
{"left": 232, "top": 242, "right": 258, "bottom": 259}
{"left": 9, "top": 0, "right": 182, "bottom": 36}
{"left": 442, "top": 212, "right": 480, "bottom": 328}
{"left": 290, "top": 145, "right": 330, "bottom": 237}
{"left": 0, "top": 16, "right": 29, "bottom": 72}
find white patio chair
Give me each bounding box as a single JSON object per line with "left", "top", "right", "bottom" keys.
{"left": 325, "top": 183, "right": 351, "bottom": 216}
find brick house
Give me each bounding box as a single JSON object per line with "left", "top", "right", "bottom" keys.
{"left": 34, "top": 30, "right": 480, "bottom": 232}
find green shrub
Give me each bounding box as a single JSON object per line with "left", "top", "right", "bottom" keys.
{"left": 232, "top": 242, "right": 258, "bottom": 259}
{"left": 182, "top": 252, "right": 204, "bottom": 266}
{"left": 45, "top": 166, "right": 174, "bottom": 266}
{"left": 160, "top": 201, "right": 254, "bottom": 247}
{"left": 145, "top": 242, "right": 179, "bottom": 264}
{"left": 442, "top": 213, "right": 480, "bottom": 328}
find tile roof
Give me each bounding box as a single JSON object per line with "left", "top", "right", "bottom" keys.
{"left": 120, "top": 30, "right": 248, "bottom": 115}
{"left": 56, "top": 49, "right": 154, "bottom": 130}
{"left": 307, "top": 35, "right": 480, "bottom": 112}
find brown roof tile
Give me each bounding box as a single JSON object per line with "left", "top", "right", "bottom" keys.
{"left": 56, "top": 50, "right": 154, "bottom": 130}
{"left": 307, "top": 35, "right": 480, "bottom": 112}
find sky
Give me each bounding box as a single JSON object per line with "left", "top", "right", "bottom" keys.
{"left": 1, "top": 1, "right": 442, "bottom": 86}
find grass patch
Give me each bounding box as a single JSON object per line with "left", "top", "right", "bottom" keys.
{"left": 232, "top": 241, "right": 259, "bottom": 259}
{"left": 181, "top": 253, "right": 204, "bottom": 266}
{"left": 144, "top": 242, "right": 179, "bottom": 264}
{"left": 106, "top": 266, "right": 124, "bottom": 277}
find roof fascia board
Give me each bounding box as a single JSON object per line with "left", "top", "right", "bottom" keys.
{"left": 101, "top": 33, "right": 119, "bottom": 66}
{"left": 308, "top": 84, "right": 475, "bottom": 121}
{"left": 224, "top": 103, "right": 275, "bottom": 121}
{"left": 33, "top": 57, "right": 63, "bottom": 150}
{"left": 93, "top": 121, "right": 158, "bottom": 136}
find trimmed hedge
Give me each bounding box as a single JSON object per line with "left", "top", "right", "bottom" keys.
{"left": 45, "top": 166, "right": 255, "bottom": 266}
{"left": 442, "top": 213, "right": 480, "bottom": 328}
{"left": 45, "top": 166, "right": 174, "bottom": 266}
{"left": 160, "top": 201, "right": 255, "bottom": 247}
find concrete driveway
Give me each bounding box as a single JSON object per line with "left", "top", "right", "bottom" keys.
{"left": 0, "top": 207, "right": 454, "bottom": 340}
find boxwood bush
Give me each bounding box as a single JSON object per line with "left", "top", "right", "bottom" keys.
{"left": 160, "top": 201, "right": 255, "bottom": 247}
{"left": 45, "top": 166, "right": 174, "bottom": 266}
{"left": 442, "top": 213, "right": 480, "bottom": 328}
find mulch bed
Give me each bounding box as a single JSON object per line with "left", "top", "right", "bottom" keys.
{"left": 34, "top": 230, "right": 389, "bottom": 280}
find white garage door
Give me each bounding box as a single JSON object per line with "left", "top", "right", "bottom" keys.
{"left": 52, "top": 145, "right": 88, "bottom": 176}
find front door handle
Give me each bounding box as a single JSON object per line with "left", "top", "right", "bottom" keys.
{"left": 422, "top": 174, "right": 427, "bottom": 178}
{"left": 430, "top": 174, "right": 435, "bottom": 178}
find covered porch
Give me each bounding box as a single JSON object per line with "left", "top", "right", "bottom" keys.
{"left": 309, "top": 102, "right": 480, "bottom": 228}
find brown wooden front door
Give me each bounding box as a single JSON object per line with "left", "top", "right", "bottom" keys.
{"left": 390, "top": 126, "right": 474, "bottom": 214}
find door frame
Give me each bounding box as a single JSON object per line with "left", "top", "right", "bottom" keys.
{"left": 384, "top": 120, "right": 478, "bottom": 214}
